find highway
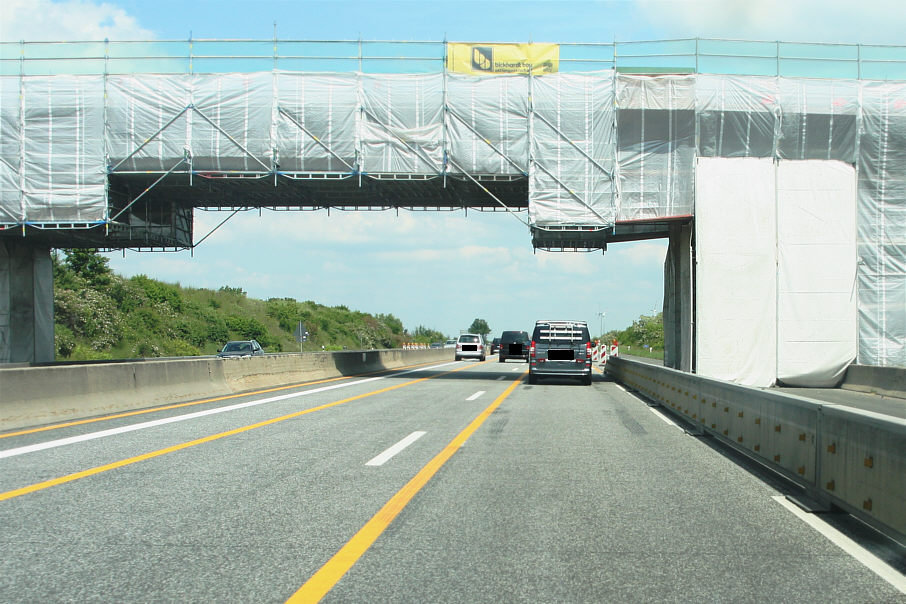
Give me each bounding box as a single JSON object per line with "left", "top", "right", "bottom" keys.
{"left": 1, "top": 357, "right": 903, "bottom": 602}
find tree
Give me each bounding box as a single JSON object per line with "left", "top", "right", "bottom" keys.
{"left": 468, "top": 318, "right": 490, "bottom": 336}
{"left": 62, "top": 248, "right": 112, "bottom": 287}
{"left": 413, "top": 325, "right": 444, "bottom": 343}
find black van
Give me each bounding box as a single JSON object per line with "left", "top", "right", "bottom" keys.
{"left": 528, "top": 320, "right": 592, "bottom": 385}
{"left": 498, "top": 330, "right": 530, "bottom": 362}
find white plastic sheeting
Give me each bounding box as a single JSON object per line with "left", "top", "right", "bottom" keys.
{"left": 359, "top": 74, "right": 444, "bottom": 173}
{"left": 107, "top": 73, "right": 273, "bottom": 172}
{"left": 858, "top": 82, "right": 906, "bottom": 368}
{"left": 616, "top": 75, "right": 695, "bottom": 221}
{"left": 445, "top": 74, "right": 528, "bottom": 175}
{"left": 529, "top": 73, "right": 614, "bottom": 226}
{"left": 0, "top": 70, "right": 903, "bottom": 367}
{"left": 696, "top": 158, "right": 858, "bottom": 387}
{"left": 275, "top": 73, "right": 357, "bottom": 172}
{"left": 1, "top": 76, "right": 107, "bottom": 223}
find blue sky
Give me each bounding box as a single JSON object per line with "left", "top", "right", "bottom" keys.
{"left": 2, "top": 0, "right": 901, "bottom": 339}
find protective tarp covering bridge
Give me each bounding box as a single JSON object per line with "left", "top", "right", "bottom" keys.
{"left": 1, "top": 71, "right": 624, "bottom": 248}
{"left": 0, "top": 42, "right": 904, "bottom": 371}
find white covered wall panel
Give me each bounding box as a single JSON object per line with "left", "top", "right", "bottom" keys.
{"left": 695, "top": 157, "right": 777, "bottom": 386}
{"left": 777, "top": 160, "right": 857, "bottom": 386}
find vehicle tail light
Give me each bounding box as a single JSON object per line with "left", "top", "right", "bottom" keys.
{"left": 530, "top": 341, "right": 536, "bottom": 358}
{"left": 585, "top": 341, "right": 592, "bottom": 364}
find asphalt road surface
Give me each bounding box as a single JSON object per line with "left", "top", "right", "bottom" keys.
{"left": 2, "top": 357, "right": 904, "bottom": 602}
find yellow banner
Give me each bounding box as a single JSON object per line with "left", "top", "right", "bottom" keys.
{"left": 447, "top": 43, "right": 559, "bottom": 75}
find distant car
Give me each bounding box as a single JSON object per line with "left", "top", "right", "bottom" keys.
{"left": 490, "top": 338, "right": 501, "bottom": 354}
{"left": 444, "top": 339, "right": 457, "bottom": 349}
{"left": 498, "top": 330, "right": 530, "bottom": 362}
{"left": 217, "top": 340, "right": 264, "bottom": 358}
{"left": 528, "top": 320, "right": 592, "bottom": 385}
{"left": 455, "top": 333, "right": 486, "bottom": 361}
{"left": 430, "top": 342, "right": 443, "bottom": 349}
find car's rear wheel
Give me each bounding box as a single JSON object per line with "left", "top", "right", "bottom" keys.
{"left": 583, "top": 374, "right": 592, "bottom": 386}
{"left": 528, "top": 372, "right": 537, "bottom": 385}
{"left": 480, "top": 355, "right": 486, "bottom": 362}
{"left": 455, "top": 355, "right": 461, "bottom": 361}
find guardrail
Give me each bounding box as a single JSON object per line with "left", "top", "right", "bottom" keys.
{"left": 2, "top": 37, "right": 906, "bottom": 79}
{"left": 0, "top": 348, "right": 452, "bottom": 431}
{"left": 605, "top": 356, "right": 906, "bottom": 546}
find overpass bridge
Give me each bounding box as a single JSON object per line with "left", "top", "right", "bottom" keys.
{"left": 0, "top": 38, "right": 904, "bottom": 383}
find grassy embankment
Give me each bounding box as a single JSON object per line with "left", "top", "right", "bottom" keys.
{"left": 52, "top": 250, "right": 444, "bottom": 361}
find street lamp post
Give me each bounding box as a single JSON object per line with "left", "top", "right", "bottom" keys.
{"left": 597, "top": 311, "right": 606, "bottom": 338}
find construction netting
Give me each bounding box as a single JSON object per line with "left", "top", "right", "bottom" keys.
{"left": 0, "top": 70, "right": 903, "bottom": 368}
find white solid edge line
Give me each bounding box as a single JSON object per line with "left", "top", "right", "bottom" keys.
{"left": 772, "top": 496, "right": 906, "bottom": 593}
{"left": 365, "top": 431, "right": 427, "bottom": 467}
{"left": 466, "top": 391, "right": 486, "bottom": 401}
{"left": 649, "top": 407, "right": 680, "bottom": 428}
{"left": 496, "top": 376, "right": 505, "bottom": 381}
{"left": 511, "top": 365, "right": 523, "bottom": 372}
{"left": 0, "top": 361, "right": 460, "bottom": 460}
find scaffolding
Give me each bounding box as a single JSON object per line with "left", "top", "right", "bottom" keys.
{"left": 0, "top": 38, "right": 903, "bottom": 366}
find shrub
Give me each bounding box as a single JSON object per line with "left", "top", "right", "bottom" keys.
{"left": 54, "top": 287, "right": 123, "bottom": 350}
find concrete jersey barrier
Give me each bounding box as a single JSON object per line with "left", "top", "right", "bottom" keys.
{"left": 0, "top": 348, "right": 452, "bottom": 431}
{"left": 605, "top": 356, "right": 906, "bottom": 546}
{"left": 841, "top": 364, "right": 906, "bottom": 400}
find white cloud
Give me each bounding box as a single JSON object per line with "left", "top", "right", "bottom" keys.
{"left": 535, "top": 250, "right": 599, "bottom": 275}
{"left": 1, "top": 0, "right": 153, "bottom": 42}
{"left": 636, "top": 0, "right": 905, "bottom": 45}
{"left": 610, "top": 240, "right": 668, "bottom": 267}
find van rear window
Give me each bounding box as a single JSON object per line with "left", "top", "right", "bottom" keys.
{"left": 532, "top": 323, "right": 589, "bottom": 342}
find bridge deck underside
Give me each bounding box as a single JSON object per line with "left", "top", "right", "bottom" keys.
{"left": 111, "top": 172, "right": 529, "bottom": 212}
{"left": 1, "top": 171, "right": 679, "bottom": 250}
{"left": 103, "top": 173, "right": 674, "bottom": 251}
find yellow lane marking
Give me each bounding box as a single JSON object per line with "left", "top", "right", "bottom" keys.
{"left": 0, "top": 362, "right": 473, "bottom": 503}
{"left": 287, "top": 370, "right": 527, "bottom": 603}
{"left": 0, "top": 359, "right": 447, "bottom": 439}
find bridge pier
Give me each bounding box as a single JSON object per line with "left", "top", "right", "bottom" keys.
{"left": 0, "top": 241, "right": 54, "bottom": 363}
{"left": 663, "top": 222, "right": 693, "bottom": 372}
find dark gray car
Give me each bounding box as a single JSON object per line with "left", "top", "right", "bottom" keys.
{"left": 217, "top": 339, "right": 264, "bottom": 357}
{"left": 528, "top": 320, "right": 592, "bottom": 385}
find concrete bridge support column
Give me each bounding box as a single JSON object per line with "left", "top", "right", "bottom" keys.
{"left": 0, "top": 241, "right": 54, "bottom": 363}
{"left": 663, "top": 222, "right": 693, "bottom": 372}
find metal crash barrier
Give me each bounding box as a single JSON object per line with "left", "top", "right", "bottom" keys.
{"left": 606, "top": 356, "right": 906, "bottom": 545}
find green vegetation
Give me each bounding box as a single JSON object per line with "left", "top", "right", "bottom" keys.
{"left": 52, "top": 250, "right": 446, "bottom": 361}
{"left": 599, "top": 312, "right": 664, "bottom": 360}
